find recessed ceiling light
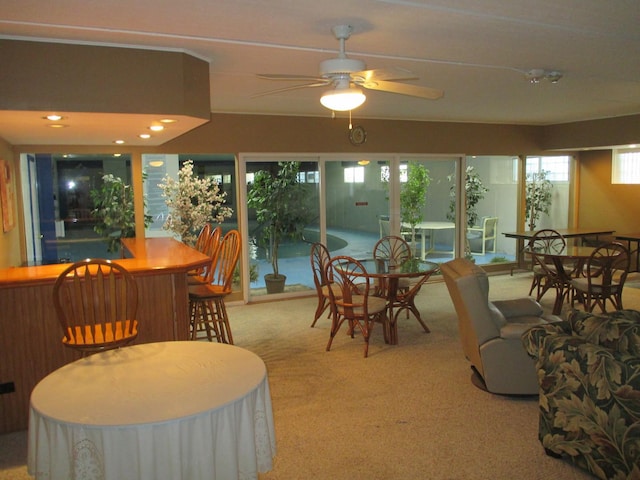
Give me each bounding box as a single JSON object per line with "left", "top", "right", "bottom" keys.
{"left": 113, "top": 139, "right": 125, "bottom": 144}
{"left": 149, "top": 125, "right": 164, "bottom": 132}
{"left": 139, "top": 133, "right": 151, "bottom": 139}
{"left": 43, "top": 114, "right": 64, "bottom": 121}
{"left": 113, "top": 154, "right": 122, "bottom": 157}
{"left": 160, "top": 118, "right": 177, "bottom": 124}
{"left": 47, "top": 124, "right": 68, "bottom": 128}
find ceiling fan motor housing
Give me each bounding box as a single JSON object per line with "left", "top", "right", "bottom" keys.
{"left": 319, "top": 58, "right": 366, "bottom": 77}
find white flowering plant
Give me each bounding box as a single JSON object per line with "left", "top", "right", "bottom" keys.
{"left": 158, "top": 160, "right": 233, "bottom": 246}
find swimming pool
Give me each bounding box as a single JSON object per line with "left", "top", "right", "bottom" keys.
{"left": 250, "top": 229, "right": 347, "bottom": 260}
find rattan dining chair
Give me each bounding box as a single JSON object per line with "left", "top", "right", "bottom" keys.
{"left": 528, "top": 229, "right": 566, "bottom": 301}
{"left": 570, "top": 241, "right": 630, "bottom": 313}
{"left": 52, "top": 259, "right": 139, "bottom": 354}
{"left": 310, "top": 242, "right": 341, "bottom": 327}
{"left": 188, "top": 229, "right": 241, "bottom": 343}
{"left": 373, "top": 235, "right": 411, "bottom": 295}
{"left": 325, "top": 256, "right": 388, "bottom": 358}
{"left": 372, "top": 235, "right": 423, "bottom": 318}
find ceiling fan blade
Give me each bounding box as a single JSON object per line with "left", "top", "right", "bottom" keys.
{"left": 251, "top": 81, "right": 330, "bottom": 98}
{"left": 257, "top": 73, "right": 326, "bottom": 82}
{"left": 352, "top": 66, "right": 418, "bottom": 83}
{"left": 362, "top": 80, "right": 444, "bottom": 100}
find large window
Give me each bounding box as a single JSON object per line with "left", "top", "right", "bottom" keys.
{"left": 143, "top": 154, "right": 237, "bottom": 239}
{"left": 526, "top": 156, "right": 570, "bottom": 182}
{"left": 20, "top": 153, "right": 132, "bottom": 265}
{"left": 525, "top": 155, "right": 572, "bottom": 230}
{"left": 344, "top": 166, "right": 365, "bottom": 183}
{"left": 612, "top": 148, "right": 640, "bottom": 184}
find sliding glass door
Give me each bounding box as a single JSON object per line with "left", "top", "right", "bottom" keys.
{"left": 20, "top": 153, "right": 133, "bottom": 265}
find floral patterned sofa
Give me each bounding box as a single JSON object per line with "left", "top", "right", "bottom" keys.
{"left": 522, "top": 309, "right": 640, "bottom": 480}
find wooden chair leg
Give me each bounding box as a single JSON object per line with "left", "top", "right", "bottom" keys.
{"left": 213, "top": 297, "right": 233, "bottom": 345}
{"left": 310, "top": 296, "right": 328, "bottom": 327}
{"left": 204, "top": 300, "right": 223, "bottom": 342}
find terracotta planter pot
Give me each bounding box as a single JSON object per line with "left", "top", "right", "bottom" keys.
{"left": 264, "top": 273, "right": 286, "bottom": 294}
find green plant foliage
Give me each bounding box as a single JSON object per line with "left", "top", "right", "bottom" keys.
{"left": 525, "top": 171, "right": 553, "bottom": 231}
{"left": 246, "top": 162, "right": 314, "bottom": 278}
{"left": 90, "top": 174, "right": 151, "bottom": 253}
{"left": 233, "top": 263, "right": 259, "bottom": 286}
{"left": 490, "top": 256, "right": 509, "bottom": 263}
{"left": 400, "top": 162, "right": 431, "bottom": 227}
{"left": 447, "top": 165, "right": 488, "bottom": 228}
{"left": 400, "top": 162, "right": 431, "bottom": 255}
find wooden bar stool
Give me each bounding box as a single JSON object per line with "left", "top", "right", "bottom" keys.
{"left": 188, "top": 230, "right": 240, "bottom": 343}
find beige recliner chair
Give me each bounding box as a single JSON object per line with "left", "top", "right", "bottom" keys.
{"left": 441, "top": 258, "right": 560, "bottom": 395}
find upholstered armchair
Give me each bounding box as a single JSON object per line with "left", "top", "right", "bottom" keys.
{"left": 522, "top": 309, "right": 640, "bottom": 480}
{"left": 441, "top": 258, "right": 559, "bottom": 395}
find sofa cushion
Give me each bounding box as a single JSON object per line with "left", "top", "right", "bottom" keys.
{"left": 567, "top": 309, "right": 640, "bottom": 356}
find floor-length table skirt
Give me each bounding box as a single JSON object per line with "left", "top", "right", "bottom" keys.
{"left": 28, "top": 342, "right": 276, "bottom": 480}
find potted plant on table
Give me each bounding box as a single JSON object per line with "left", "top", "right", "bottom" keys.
{"left": 246, "top": 162, "right": 313, "bottom": 294}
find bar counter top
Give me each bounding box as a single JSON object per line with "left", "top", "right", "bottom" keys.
{"left": 0, "top": 236, "right": 211, "bottom": 433}
{"left": 0, "top": 237, "right": 209, "bottom": 287}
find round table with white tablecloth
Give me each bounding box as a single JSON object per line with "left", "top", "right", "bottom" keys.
{"left": 27, "top": 341, "right": 276, "bottom": 480}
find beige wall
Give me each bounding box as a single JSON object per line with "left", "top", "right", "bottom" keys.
{"left": 543, "top": 114, "right": 640, "bottom": 151}
{"left": 577, "top": 150, "right": 640, "bottom": 235}
{"left": 0, "top": 137, "right": 22, "bottom": 268}
{"left": 0, "top": 39, "right": 210, "bottom": 119}
{"left": 160, "top": 113, "right": 544, "bottom": 155}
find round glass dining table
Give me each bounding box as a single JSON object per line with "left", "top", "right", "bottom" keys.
{"left": 354, "top": 258, "right": 440, "bottom": 344}
{"left": 527, "top": 245, "right": 597, "bottom": 314}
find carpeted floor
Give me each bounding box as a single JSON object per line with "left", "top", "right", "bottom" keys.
{"left": 4, "top": 271, "right": 632, "bottom": 479}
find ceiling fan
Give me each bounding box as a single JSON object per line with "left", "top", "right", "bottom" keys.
{"left": 254, "top": 25, "right": 444, "bottom": 111}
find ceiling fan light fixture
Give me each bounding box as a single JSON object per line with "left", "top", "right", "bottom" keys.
{"left": 320, "top": 87, "right": 366, "bottom": 111}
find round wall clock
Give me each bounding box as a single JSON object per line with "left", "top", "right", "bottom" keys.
{"left": 348, "top": 125, "right": 367, "bottom": 146}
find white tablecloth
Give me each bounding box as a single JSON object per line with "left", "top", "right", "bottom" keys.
{"left": 27, "top": 341, "right": 276, "bottom": 480}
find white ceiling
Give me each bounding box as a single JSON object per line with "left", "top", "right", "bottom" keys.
{"left": 1, "top": 0, "right": 639, "bottom": 145}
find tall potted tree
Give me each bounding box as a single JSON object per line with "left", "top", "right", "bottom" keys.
{"left": 400, "top": 162, "right": 431, "bottom": 257}
{"left": 447, "top": 165, "right": 488, "bottom": 258}
{"left": 247, "top": 162, "right": 313, "bottom": 293}
{"left": 525, "top": 170, "right": 553, "bottom": 231}
{"left": 447, "top": 165, "right": 488, "bottom": 229}
{"left": 90, "top": 174, "right": 152, "bottom": 255}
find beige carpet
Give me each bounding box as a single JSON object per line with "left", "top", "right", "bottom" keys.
{"left": 4, "top": 271, "right": 633, "bottom": 479}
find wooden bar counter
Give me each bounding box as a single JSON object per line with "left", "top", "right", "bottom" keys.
{"left": 0, "top": 237, "right": 209, "bottom": 434}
